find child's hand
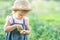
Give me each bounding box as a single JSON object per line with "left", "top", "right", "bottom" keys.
{"left": 12, "top": 24, "right": 17, "bottom": 28}
{"left": 17, "top": 24, "right": 23, "bottom": 30}
{"left": 20, "top": 30, "right": 26, "bottom": 34}
{"left": 20, "top": 30, "right": 30, "bottom": 35}
{"left": 24, "top": 30, "right": 30, "bottom": 35}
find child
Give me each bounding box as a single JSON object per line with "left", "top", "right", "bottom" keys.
{"left": 4, "top": 0, "right": 31, "bottom": 40}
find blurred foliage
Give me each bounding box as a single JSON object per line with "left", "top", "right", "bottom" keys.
{"left": 28, "top": 11, "right": 60, "bottom": 40}
{"left": 0, "top": 0, "right": 60, "bottom": 40}
{"left": 45, "top": 0, "right": 60, "bottom": 2}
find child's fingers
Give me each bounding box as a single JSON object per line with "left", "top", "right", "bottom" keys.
{"left": 20, "top": 30, "right": 26, "bottom": 34}
{"left": 17, "top": 25, "right": 23, "bottom": 30}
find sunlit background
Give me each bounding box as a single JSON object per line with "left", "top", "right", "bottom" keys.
{"left": 0, "top": 0, "right": 60, "bottom": 40}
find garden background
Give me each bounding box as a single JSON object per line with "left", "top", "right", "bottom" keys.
{"left": 0, "top": 0, "right": 60, "bottom": 40}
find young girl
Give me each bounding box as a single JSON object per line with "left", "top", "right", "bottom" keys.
{"left": 4, "top": 0, "right": 31, "bottom": 40}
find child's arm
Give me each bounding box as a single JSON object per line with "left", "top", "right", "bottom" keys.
{"left": 24, "top": 17, "right": 30, "bottom": 35}
{"left": 4, "top": 19, "right": 17, "bottom": 32}
{"left": 4, "top": 20, "right": 23, "bottom": 32}
{"left": 25, "top": 18, "right": 30, "bottom": 35}
{"left": 25, "top": 24, "right": 30, "bottom": 35}
{"left": 20, "top": 18, "right": 30, "bottom": 35}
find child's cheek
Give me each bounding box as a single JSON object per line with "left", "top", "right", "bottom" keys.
{"left": 21, "top": 16, "right": 24, "bottom": 18}
{"left": 15, "top": 13, "right": 18, "bottom": 16}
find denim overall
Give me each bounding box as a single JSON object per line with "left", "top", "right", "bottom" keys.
{"left": 5, "top": 16, "right": 28, "bottom": 40}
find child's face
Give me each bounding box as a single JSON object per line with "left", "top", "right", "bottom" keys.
{"left": 13, "top": 10, "right": 29, "bottom": 18}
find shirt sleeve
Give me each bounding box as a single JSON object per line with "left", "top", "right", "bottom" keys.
{"left": 6, "top": 16, "right": 9, "bottom": 22}
{"left": 6, "top": 16, "right": 13, "bottom": 24}
{"left": 25, "top": 17, "right": 29, "bottom": 25}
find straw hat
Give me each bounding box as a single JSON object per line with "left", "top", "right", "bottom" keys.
{"left": 12, "top": 0, "right": 32, "bottom": 11}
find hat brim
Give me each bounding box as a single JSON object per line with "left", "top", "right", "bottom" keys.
{"left": 12, "top": 8, "right": 32, "bottom": 11}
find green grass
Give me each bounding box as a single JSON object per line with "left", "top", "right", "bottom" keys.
{"left": 0, "top": 24, "right": 5, "bottom": 40}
